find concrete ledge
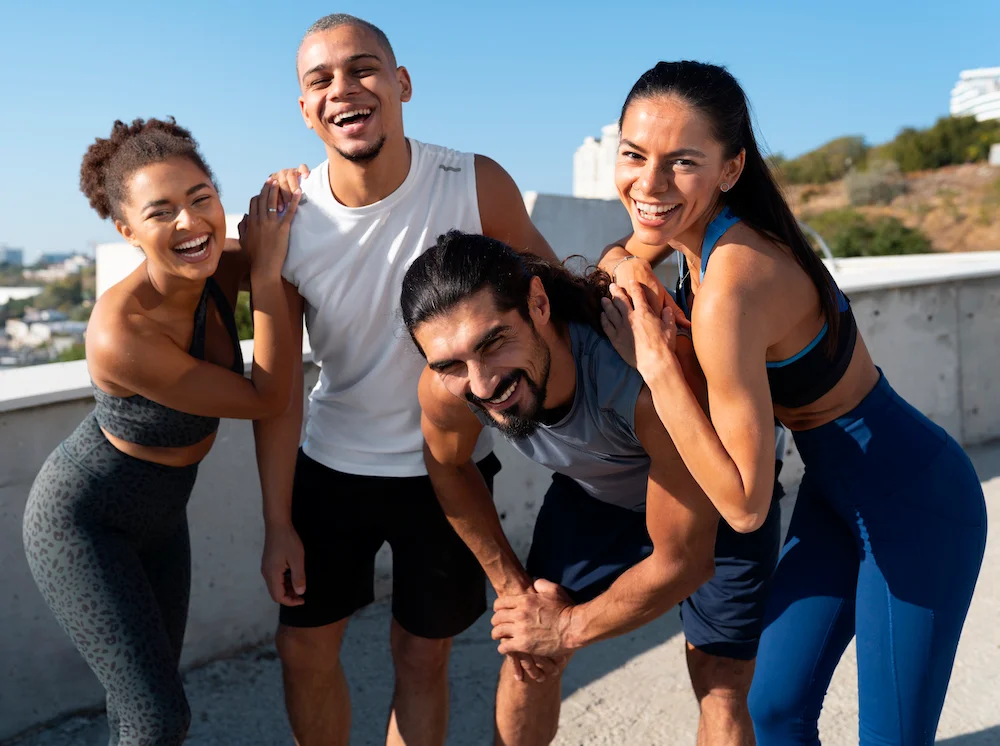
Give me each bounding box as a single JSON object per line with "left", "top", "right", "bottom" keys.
{"left": 0, "top": 339, "right": 314, "bottom": 414}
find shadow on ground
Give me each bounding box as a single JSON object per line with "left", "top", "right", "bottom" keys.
{"left": 939, "top": 725, "right": 1000, "bottom": 746}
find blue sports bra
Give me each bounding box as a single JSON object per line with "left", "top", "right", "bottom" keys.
{"left": 92, "top": 278, "right": 245, "bottom": 448}
{"left": 675, "top": 207, "right": 857, "bottom": 409}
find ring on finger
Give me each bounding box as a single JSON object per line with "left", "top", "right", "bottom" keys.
{"left": 267, "top": 207, "right": 278, "bottom": 213}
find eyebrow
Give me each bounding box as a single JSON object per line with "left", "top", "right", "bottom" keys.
{"left": 301, "top": 53, "right": 382, "bottom": 83}
{"left": 619, "top": 139, "right": 707, "bottom": 159}
{"left": 427, "top": 324, "right": 511, "bottom": 372}
{"left": 141, "top": 183, "right": 211, "bottom": 212}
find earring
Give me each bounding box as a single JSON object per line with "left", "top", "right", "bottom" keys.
{"left": 720, "top": 182, "right": 730, "bottom": 193}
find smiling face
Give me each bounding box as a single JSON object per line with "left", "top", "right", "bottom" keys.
{"left": 415, "top": 286, "right": 555, "bottom": 439}
{"left": 115, "top": 156, "right": 226, "bottom": 280}
{"left": 297, "top": 23, "right": 411, "bottom": 164}
{"left": 615, "top": 94, "right": 744, "bottom": 249}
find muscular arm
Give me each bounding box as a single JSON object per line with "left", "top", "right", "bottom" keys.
{"left": 560, "top": 387, "right": 718, "bottom": 648}
{"left": 643, "top": 283, "right": 777, "bottom": 533}
{"left": 88, "top": 273, "right": 293, "bottom": 421}
{"left": 419, "top": 368, "right": 532, "bottom": 596}
{"left": 475, "top": 155, "right": 558, "bottom": 263}
{"left": 253, "top": 280, "right": 305, "bottom": 527}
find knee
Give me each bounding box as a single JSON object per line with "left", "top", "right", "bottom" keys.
{"left": 747, "top": 675, "right": 811, "bottom": 738}
{"left": 687, "top": 646, "right": 753, "bottom": 706}
{"left": 276, "top": 622, "right": 345, "bottom": 675}
{"left": 133, "top": 694, "right": 191, "bottom": 745}
{"left": 391, "top": 627, "right": 451, "bottom": 680}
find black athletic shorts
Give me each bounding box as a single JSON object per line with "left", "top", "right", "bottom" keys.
{"left": 279, "top": 448, "right": 502, "bottom": 638}
{"left": 526, "top": 464, "right": 784, "bottom": 661}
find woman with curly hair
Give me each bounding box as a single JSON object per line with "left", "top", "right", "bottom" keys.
{"left": 22, "top": 117, "right": 300, "bottom": 744}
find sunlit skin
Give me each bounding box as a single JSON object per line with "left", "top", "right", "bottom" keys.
{"left": 413, "top": 281, "right": 578, "bottom": 431}
{"left": 91, "top": 157, "right": 230, "bottom": 463}
{"left": 115, "top": 157, "right": 228, "bottom": 287}
{"left": 296, "top": 24, "right": 412, "bottom": 206}
{"left": 615, "top": 95, "right": 743, "bottom": 285}
{"left": 607, "top": 94, "right": 878, "bottom": 431}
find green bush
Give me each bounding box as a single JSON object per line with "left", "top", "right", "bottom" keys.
{"left": 876, "top": 116, "right": 1000, "bottom": 173}
{"left": 803, "top": 209, "right": 932, "bottom": 258}
{"left": 771, "top": 136, "right": 869, "bottom": 185}
{"left": 844, "top": 160, "right": 907, "bottom": 206}
{"left": 235, "top": 291, "right": 253, "bottom": 340}
{"left": 54, "top": 343, "right": 87, "bottom": 363}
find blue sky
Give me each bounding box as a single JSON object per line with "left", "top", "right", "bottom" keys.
{"left": 1, "top": 0, "right": 997, "bottom": 261}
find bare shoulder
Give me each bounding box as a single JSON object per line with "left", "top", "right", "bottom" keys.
{"left": 473, "top": 154, "right": 513, "bottom": 188}
{"left": 86, "top": 273, "right": 165, "bottom": 386}
{"left": 473, "top": 154, "right": 521, "bottom": 217}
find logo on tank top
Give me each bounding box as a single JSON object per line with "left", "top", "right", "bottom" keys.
{"left": 439, "top": 165, "right": 462, "bottom": 172}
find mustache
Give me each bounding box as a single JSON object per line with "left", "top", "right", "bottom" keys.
{"left": 466, "top": 371, "right": 522, "bottom": 407}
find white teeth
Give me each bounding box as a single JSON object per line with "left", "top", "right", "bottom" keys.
{"left": 333, "top": 108, "right": 372, "bottom": 124}
{"left": 635, "top": 201, "right": 678, "bottom": 215}
{"left": 174, "top": 235, "right": 209, "bottom": 251}
{"left": 490, "top": 380, "right": 517, "bottom": 404}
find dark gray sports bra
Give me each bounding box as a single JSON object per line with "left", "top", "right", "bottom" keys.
{"left": 92, "top": 278, "right": 245, "bottom": 448}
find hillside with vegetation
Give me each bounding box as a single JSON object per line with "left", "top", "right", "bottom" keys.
{"left": 770, "top": 116, "right": 1000, "bottom": 257}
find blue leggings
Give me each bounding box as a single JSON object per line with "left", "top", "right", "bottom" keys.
{"left": 748, "top": 374, "right": 987, "bottom": 745}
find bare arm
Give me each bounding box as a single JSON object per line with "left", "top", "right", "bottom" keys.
{"left": 89, "top": 185, "right": 299, "bottom": 420}
{"left": 622, "top": 277, "right": 776, "bottom": 533}
{"left": 420, "top": 368, "right": 532, "bottom": 596}
{"left": 492, "top": 388, "right": 718, "bottom": 655}
{"left": 475, "top": 155, "right": 558, "bottom": 263}
{"left": 254, "top": 281, "right": 308, "bottom": 605}
{"left": 563, "top": 388, "right": 717, "bottom": 647}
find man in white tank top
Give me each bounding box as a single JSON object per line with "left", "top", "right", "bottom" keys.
{"left": 252, "top": 14, "right": 558, "bottom": 746}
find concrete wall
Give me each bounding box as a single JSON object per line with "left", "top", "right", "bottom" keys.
{"left": 525, "top": 192, "right": 633, "bottom": 262}
{"left": 3, "top": 262, "right": 1000, "bottom": 738}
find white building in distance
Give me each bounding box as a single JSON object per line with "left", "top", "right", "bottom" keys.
{"left": 0, "top": 246, "right": 24, "bottom": 266}
{"left": 573, "top": 123, "right": 620, "bottom": 200}
{"left": 950, "top": 67, "right": 1000, "bottom": 122}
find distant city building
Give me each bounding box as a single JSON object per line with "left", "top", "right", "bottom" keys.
{"left": 950, "top": 67, "right": 1000, "bottom": 122}
{"left": 573, "top": 123, "right": 620, "bottom": 200}
{"left": 38, "top": 252, "right": 75, "bottom": 266}
{"left": 23, "top": 254, "right": 93, "bottom": 283}
{"left": 0, "top": 245, "right": 24, "bottom": 266}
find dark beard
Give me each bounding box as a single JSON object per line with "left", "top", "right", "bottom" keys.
{"left": 467, "top": 331, "right": 552, "bottom": 440}
{"left": 472, "top": 373, "right": 546, "bottom": 439}
{"left": 335, "top": 134, "right": 386, "bottom": 163}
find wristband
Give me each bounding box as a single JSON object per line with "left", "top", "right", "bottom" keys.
{"left": 611, "top": 254, "right": 638, "bottom": 282}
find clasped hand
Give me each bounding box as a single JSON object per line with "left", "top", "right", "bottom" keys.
{"left": 492, "top": 578, "right": 576, "bottom": 661}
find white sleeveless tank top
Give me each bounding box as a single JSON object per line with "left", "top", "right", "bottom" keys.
{"left": 282, "top": 139, "right": 493, "bottom": 477}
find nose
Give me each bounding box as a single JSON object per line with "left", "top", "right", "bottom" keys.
{"left": 637, "top": 159, "right": 669, "bottom": 197}
{"left": 467, "top": 361, "right": 499, "bottom": 401}
{"left": 175, "top": 207, "right": 197, "bottom": 231}
{"left": 327, "top": 71, "right": 356, "bottom": 101}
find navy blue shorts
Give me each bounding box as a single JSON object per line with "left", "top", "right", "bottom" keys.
{"left": 526, "top": 469, "right": 783, "bottom": 660}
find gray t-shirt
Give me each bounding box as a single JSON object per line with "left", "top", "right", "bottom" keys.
{"left": 474, "top": 323, "right": 649, "bottom": 511}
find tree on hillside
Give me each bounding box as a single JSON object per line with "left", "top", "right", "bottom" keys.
{"left": 772, "top": 136, "right": 869, "bottom": 185}
{"left": 876, "top": 116, "right": 1000, "bottom": 172}
{"left": 804, "top": 209, "right": 931, "bottom": 257}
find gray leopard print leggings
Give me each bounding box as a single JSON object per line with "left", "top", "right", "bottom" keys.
{"left": 23, "top": 414, "right": 199, "bottom": 745}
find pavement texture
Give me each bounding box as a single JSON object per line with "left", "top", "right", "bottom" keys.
{"left": 6, "top": 443, "right": 1000, "bottom": 746}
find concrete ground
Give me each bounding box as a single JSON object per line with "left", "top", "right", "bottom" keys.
{"left": 6, "top": 443, "right": 1000, "bottom": 746}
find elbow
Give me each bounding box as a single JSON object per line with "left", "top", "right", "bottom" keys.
{"left": 720, "top": 490, "right": 772, "bottom": 534}
{"left": 726, "top": 511, "right": 767, "bottom": 535}
{"left": 258, "top": 388, "right": 294, "bottom": 419}
{"left": 649, "top": 550, "right": 715, "bottom": 601}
